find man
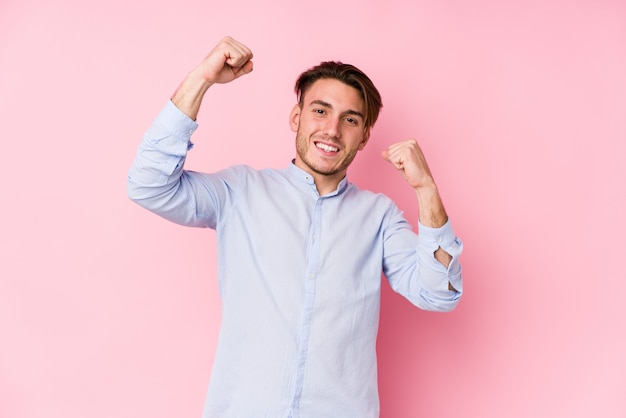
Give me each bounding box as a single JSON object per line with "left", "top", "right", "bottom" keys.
{"left": 128, "top": 36, "right": 463, "bottom": 418}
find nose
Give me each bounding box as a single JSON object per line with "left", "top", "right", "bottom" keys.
{"left": 323, "top": 116, "right": 340, "bottom": 138}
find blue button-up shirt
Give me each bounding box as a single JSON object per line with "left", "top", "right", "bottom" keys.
{"left": 128, "top": 101, "right": 463, "bottom": 418}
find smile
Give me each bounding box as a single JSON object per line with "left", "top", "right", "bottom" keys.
{"left": 315, "top": 142, "right": 339, "bottom": 153}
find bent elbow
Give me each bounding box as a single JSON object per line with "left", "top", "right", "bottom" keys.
{"left": 416, "top": 289, "right": 462, "bottom": 312}
{"left": 126, "top": 175, "right": 144, "bottom": 204}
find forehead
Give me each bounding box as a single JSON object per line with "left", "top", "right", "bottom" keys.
{"left": 302, "top": 78, "right": 364, "bottom": 112}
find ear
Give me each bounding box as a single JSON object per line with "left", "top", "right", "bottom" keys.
{"left": 289, "top": 104, "right": 301, "bottom": 132}
{"left": 358, "top": 128, "right": 371, "bottom": 151}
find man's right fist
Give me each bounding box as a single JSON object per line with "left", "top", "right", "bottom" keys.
{"left": 195, "top": 36, "right": 254, "bottom": 85}
{"left": 171, "top": 36, "right": 254, "bottom": 120}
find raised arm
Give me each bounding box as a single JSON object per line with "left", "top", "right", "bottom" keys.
{"left": 382, "top": 139, "right": 460, "bottom": 291}
{"left": 127, "top": 37, "right": 253, "bottom": 227}
{"left": 172, "top": 36, "right": 253, "bottom": 120}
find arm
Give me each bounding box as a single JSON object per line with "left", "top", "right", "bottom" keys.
{"left": 382, "top": 139, "right": 460, "bottom": 292}
{"left": 127, "top": 37, "right": 253, "bottom": 225}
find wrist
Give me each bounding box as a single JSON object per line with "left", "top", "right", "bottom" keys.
{"left": 171, "top": 72, "right": 213, "bottom": 121}
{"left": 414, "top": 182, "right": 438, "bottom": 200}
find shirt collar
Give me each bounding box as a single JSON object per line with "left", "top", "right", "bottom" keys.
{"left": 286, "top": 160, "right": 349, "bottom": 197}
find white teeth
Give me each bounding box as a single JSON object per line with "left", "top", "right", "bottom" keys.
{"left": 316, "top": 142, "right": 338, "bottom": 152}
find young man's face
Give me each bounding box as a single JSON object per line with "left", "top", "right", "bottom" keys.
{"left": 290, "top": 78, "right": 369, "bottom": 184}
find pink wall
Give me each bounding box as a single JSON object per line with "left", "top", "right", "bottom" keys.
{"left": 1, "top": 0, "right": 625, "bottom": 416}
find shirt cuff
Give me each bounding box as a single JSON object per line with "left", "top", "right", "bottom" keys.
{"left": 155, "top": 100, "right": 199, "bottom": 150}
{"left": 417, "top": 219, "right": 458, "bottom": 251}
{"left": 417, "top": 219, "right": 464, "bottom": 282}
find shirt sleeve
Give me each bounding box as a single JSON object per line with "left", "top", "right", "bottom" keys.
{"left": 127, "top": 100, "right": 222, "bottom": 228}
{"left": 383, "top": 210, "right": 463, "bottom": 312}
{"left": 415, "top": 220, "right": 464, "bottom": 307}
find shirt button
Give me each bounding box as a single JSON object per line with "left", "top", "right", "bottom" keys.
{"left": 437, "top": 237, "right": 442, "bottom": 243}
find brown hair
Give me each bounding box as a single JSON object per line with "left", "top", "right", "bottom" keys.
{"left": 294, "top": 61, "right": 383, "bottom": 132}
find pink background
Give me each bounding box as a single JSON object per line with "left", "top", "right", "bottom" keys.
{"left": 1, "top": 0, "right": 625, "bottom": 416}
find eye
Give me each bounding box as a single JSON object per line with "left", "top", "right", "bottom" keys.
{"left": 344, "top": 117, "right": 359, "bottom": 126}
{"left": 314, "top": 108, "right": 325, "bottom": 115}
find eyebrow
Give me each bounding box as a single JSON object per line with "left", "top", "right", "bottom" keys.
{"left": 309, "top": 99, "right": 364, "bottom": 120}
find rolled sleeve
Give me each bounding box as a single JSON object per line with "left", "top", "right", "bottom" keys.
{"left": 156, "top": 100, "right": 198, "bottom": 150}
{"left": 127, "top": 100, "right": 204, "bottom": 221}
{"left": 128, "top": 101, "right": 196, "bottom": 184}
{"left": 417, "top": 219, "right": 464, "bottom": 304}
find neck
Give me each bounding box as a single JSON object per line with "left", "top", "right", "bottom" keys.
{"left": 295, "top": 163, "right": 345, "bottom": 196}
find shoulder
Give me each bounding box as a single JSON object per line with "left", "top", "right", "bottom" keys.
{"left": 343, "top": 183, "right": 405, "bottom": 221}
{"left": 345, "top": 182, "right": 396, "bottom": 207}
{"left": 212, "top": 164, "right": 283, "bottom": 186}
